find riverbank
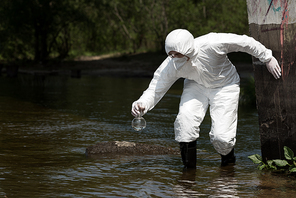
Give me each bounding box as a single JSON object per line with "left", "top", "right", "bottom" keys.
{"left": 2, "top": 52, "right": 254, "bottom": 79}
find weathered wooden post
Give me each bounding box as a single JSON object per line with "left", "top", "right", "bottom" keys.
{"left": 246, "top": 0, "right": 296, "bottom": 160}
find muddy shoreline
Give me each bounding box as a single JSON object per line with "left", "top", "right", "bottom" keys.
{"left": 2, "top": 52, "right": 254, "bottom": 78}
{"left": 86, "top": 141, "right": 180, "bottom": 157}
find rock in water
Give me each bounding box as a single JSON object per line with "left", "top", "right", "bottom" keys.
{"left": 85, "top": 141, "right": 179, "bottom": 157}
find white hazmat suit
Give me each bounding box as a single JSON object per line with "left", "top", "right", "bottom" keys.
{"left": 132, "top": 29, "right": 281, "bottom": 157}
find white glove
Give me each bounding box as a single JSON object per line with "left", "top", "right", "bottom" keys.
{"left": 131, "top": 101, "right": 147, "bottom": 117}
{"left": 266, "top": 56, "right": 281, "bottom": 79}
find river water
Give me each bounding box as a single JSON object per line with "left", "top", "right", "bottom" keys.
{"left": 0, "top": 74, "right": 295, "bottom": 197}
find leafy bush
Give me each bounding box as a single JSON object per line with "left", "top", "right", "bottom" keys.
{"left": 248, "top": 146, "right": 296, "bottom": 174}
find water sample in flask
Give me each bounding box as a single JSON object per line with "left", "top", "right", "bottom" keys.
{"left": 132, "top": 116, "right": 146, "bottom": 131}
{"left": 131, "top": 102, "right": 146, "bottom": 131}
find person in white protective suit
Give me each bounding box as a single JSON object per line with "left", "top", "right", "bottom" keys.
{"left": 131, "top": 29, "right": 281, "bottom": 169}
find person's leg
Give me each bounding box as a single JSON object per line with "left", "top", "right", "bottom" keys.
{"left": 208, "top": 84, "right": 240, "bottom": 166}
{"left": 174, "top": 80, "right": 209, "bottom": 169}
{"left": 221, "top": 148, "right": 235, "bottom": 166}
{"left": 179, "top": 140, "right": 197, "bottom": 169}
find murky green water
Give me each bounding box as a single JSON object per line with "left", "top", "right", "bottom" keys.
{"left": 0, "top": 74, "right": 295, "bottom": 197}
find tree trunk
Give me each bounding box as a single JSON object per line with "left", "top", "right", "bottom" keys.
{"left": 34, "top": 22, "right": 41, "bottom": 62}
{"left": 33, "top": 22, "right": 48, "bottom": 63}
{"left": 246, "top": 0, "right": 296, "bottom": 161}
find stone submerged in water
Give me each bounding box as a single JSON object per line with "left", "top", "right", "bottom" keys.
{"left": 85, "top": 141, "right": 179, "bottom": 156}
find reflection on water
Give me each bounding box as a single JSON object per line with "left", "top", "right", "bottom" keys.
{"left": 0, "top": 74, "right": 296, "bottom": 197}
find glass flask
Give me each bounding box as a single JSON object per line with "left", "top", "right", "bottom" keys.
{"left": 132, "top": 116, "right": 146, "bottom": 131}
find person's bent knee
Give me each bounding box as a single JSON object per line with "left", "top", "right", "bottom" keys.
{"left": 211, "top": 137, "right": 236, "bottom": 156}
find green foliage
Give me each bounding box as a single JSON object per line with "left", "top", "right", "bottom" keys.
{"left": 248, "top": 154, "right": 262, "bottom": 164}
{"left": 0, "top": 0, "right": 249, "bottom": 63}
{"left": 239, "top": 76, "right": 256, "bottom": 107}
{"left": 248, "top": 146, "right": 296, "bottom": 174}
{"left": 0, "top": 0, "right": 89, "bottom": 62}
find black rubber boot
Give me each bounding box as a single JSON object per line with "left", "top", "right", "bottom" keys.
{"left": 221, "top": 148, "right": 236, "bottom": 167}
{"left": 179, "top": 140, "right": 197, "bottom": 170}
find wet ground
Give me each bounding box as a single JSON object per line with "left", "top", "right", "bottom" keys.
{"left": 86, "top": 141, "right": 180, "bottom": 156}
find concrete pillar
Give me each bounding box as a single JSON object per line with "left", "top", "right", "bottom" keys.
{"left": 246, "top": 0, "right": 296, "bottom": 161}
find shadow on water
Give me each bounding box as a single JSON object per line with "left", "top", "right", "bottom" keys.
{"left": 0, "top": 74, "right": 296, "bottom": 197}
